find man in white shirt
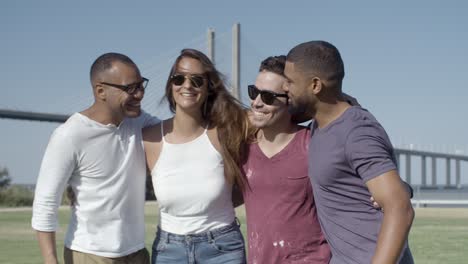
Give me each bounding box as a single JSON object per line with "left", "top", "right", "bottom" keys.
{"left": 32, "top": 53, "right": 159, "bottom": 264}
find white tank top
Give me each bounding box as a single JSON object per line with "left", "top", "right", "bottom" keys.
{"left": 151, "top": 122, "right": 235, "bottom": 235}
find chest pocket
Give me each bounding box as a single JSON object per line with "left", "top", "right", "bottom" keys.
{"left": 281, "top": 163, "right": 311, "bottom": 203}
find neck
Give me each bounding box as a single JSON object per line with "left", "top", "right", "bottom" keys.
{"left": 256, "top": 121, "right": 299, "bottom": 158}
{"left": 258, "top": 120, "right": 298, "bottom": 143}
{"left": 81, "top": 103, "right": 122, "bottom": 126}
{"left": 314, "top": 99, "right": 351, "bottom": 129}
{"left": 172, "top": 108, "right": 206, "bottom": 137}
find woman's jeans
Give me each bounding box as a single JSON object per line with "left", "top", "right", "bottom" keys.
{"left": 151, "top": 221, "right": 246, "bottom": 264}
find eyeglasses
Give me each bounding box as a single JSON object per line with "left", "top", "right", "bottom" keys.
{"left": 100, "top": 77, "right": 149, "bottom": 95}
{"left": 248, "top": 85, "right": 288, "bottom": 105}
{"left": 170, "top": 74, "right": 206, "bottom": 88}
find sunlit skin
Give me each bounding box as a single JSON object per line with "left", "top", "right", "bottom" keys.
{"left": 172, "top": 57, "right": 208, "bottom": 115}
{"left": 248, "top": 70, "right": 300, "bottom": 159}
{"left": 284, "top": 54, "right": 413, "bottom": 264}
{"left": 90, "top": 61, "right": 145, "bottom": 125}
{"left": 36, "top": 60, "right": 146, "bottom": 264}
{"left": 283, "top": 61, "right": 317, "bottom": 119}
{"left": 284, "top": 61, "right": 351, "bottom": 129}
{"left": 249, "top": 71, "right": 290, "bottom": 130}
{"left": 153, "top": 56, "right": 216, "bottom": 146}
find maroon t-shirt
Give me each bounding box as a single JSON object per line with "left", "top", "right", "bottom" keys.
{"left": 242, "top": 128, "right": 331, "bottom": 264}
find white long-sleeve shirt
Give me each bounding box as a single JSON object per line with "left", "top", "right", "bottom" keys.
{"left": 32, "top": 111, "right": 159, "bottom": 257}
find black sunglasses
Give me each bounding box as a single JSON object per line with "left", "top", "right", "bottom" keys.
{"left": 248, "top": 85, "right": 288, "bottom": 105}
{"left": 170, "top": 74, "right": 206, "bottom": 88}
{"left": 100, "top": 77, "right": 149, "bottom": 95}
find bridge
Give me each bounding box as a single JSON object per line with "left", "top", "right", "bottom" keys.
{"left": 2, "top": 117, "right": 468, "bottom": 208}
{"left": 1, "top": 24, "right": 467, "bottom": 206}
{"left": 394, "top": 149, "right": 468, "bottom": 207}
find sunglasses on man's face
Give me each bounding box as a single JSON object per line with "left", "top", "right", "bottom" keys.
{"left": 247, "top": 85, "right": 288, "bottom": 105}
{"left": 170, "top": 74, "right": 206, "bottom": 88}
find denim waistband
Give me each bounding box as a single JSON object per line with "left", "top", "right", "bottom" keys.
{"left": 157, "top": 219, "right": 240, "bottom": 243}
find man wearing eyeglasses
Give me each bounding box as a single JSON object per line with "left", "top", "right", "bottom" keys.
{"left": 242, "top": 55, "right": 331, "bottom": 263}
{"left": 32, "top": 53, "right": 159, "bottom": 264}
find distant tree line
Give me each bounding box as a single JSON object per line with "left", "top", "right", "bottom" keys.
{"left": 0, "top": 167, "right": 35, "bottom": 207}
{"left": 0, "top": 167, "right": 10, "bottom": 189}
{"left": 0, "top": 166, "right": 156, "bottom": 207}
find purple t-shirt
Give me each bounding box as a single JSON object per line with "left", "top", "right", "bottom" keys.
{"left": 308, "top": 106, "right": 412, "bottom": 264}
{"left": 243, "top": 128, "right": 331, "bottom": 264}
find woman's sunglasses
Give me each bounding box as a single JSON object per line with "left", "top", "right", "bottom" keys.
{"left": 170, "top": 74, "right": 206, "bottom": 88}
{"left": 247, "top": 85, "right": 288, "bottom": 105}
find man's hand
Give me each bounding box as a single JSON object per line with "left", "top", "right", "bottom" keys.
{"left": 370, "top": 196, "right": 382, "bottom": 211}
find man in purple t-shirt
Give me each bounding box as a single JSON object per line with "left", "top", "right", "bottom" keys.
{"left": 242, "top": 56, "right": 331, "bottom": 263}
{"left": 283, "top": 41, "right": 414, "bottom": 264}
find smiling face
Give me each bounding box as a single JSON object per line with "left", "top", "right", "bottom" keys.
{"left": 283, "top": 61, "right": 317, "bottom": 118}
{"left": 249, "top": 71, "right": 291, "bottom": 129}
{"left": 171, "top": 57, "right": 208, "bottom": 114}
{"left": 98, "top": 61, "right": 144, "bottom": 123}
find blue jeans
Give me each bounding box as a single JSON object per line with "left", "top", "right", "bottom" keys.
{"left": 151, "top": 221, "right": 246, "bottom": 264}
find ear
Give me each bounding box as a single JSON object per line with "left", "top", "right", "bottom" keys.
{"left": 309, "top": 77, "right": 322, "bottom": 95}
{"left": 95, "top": 84, "right": 107, "bottom": 101}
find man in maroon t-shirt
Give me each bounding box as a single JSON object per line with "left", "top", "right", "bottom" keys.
{"left": 242, "top": 56, "right": 331, "bottom": 263}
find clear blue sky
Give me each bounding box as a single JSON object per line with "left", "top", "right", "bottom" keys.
{"left": 1, "top": 0, "right": 467, "bottom": 184}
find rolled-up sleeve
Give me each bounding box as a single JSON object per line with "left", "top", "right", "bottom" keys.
{"left": 32, "top": 127, "right": 76, "bottom": 232}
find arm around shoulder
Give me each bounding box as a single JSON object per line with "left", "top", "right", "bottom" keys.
{"left": 140, "top": 110, "right": 161, "bottom": 128}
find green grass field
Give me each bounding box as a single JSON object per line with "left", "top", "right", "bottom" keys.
{"left": 1, "top": 205, "right": 467, "bottom": 263}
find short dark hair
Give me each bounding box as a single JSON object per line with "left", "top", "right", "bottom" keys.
{"left": 286, "top": 41, "right": 345, "bottom": 83}
{"left": 259, "top": 55, "right": 286, "bottom": 76}
{"left": 90, "top": 52, "right": 137, "bottom": 84}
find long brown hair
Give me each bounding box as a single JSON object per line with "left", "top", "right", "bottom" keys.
{"left": 164, "top": 48, "right": 251, "bottom": 191}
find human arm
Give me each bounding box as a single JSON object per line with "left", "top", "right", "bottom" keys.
{"left": 402, "top": 181, "right": 413, "bottom": 198}
{"left": 366, "top": 170, "right": 414, "bottom": 264}
{"left": 140, "top": 110, "right": 161, "bottom": 128}
{"left": 142, "top": 123, "right": 163, "bottom": 175}
{"left": 32, "top": 128, "right": 75, "bottom": 263}
{"left": 346, "top": 122, "right": 414, "bottom": 263}
{"left": 36, "top": 231, "right": 58, "bottom": 264}
{"left": 370, "top": 180, "right": 413, "bottom": 209}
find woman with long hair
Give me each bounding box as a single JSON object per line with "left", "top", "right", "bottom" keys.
{"left": 143, "top": 49, "right": 250, "bottom": 264}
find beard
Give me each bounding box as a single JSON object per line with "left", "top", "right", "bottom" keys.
{"left": 290, "top": 108, "right": 312, "bottom": 124}
{"left": 288, "top": 101, "right": 313, "bottom": 124}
